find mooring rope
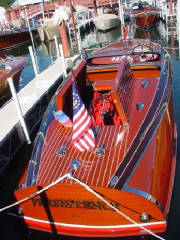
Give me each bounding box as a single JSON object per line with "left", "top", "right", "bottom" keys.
{"left": 68, "top": 175, "right": 166, "bottom": 240}
{"left": 0, "top": 173, "right": 166, "bottom": 240}
{"left": 0, "top": 173, "right": 70, "bottom": 212}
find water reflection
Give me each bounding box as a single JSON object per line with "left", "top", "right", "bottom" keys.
{"left": 134, "top": 27, "right": 162, "bottom": 40}
{"left": 0, "top": 44, "right": 28, "bottom": 61}
{"left": 0, "top": 38, "right": 40, "bottom": 58}
{"left": 0, "top": 39, "right": 58, "bottom": 108}
{"left": 41, "top": 40, "right": 58, "bottom": 56}
{"left": 96, "top": 27, "right": 121, "bottom": 43}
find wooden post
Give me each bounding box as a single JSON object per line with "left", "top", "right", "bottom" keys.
{"left": 58, "top": 20, "right": 70, "bottom": 58}
{"left": 169, "top": 0, "right": 174, "bottom": 25}
{"left": 169, "top": 0, "right": 173, "bottom": 16}
{"left": 92, "top": 0, "right": 98, "bottom": 17}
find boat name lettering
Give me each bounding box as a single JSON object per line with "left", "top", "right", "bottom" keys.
{"left": 31, "top": 199, "right": 119, "bottom": 211}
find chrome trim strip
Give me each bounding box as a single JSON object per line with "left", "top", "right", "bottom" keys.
{"left": 8, "top": 212, "right": 166, "bottom": 229}
{"left": 122, "top": 185, "right": 164, "bottom": 212}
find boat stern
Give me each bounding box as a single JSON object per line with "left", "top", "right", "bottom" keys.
{"left": 9, "top": 184, "right": 166, "bottom": 237}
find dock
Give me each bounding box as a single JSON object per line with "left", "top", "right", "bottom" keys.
{"left": 0, "top": 54, "right": 79, "bottom": 170}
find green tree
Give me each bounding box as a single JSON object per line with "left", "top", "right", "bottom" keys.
{"left": 0, "top": 0, "right": 12, "bottom": 8}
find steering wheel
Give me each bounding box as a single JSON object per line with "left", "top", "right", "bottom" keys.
{"left": 131, "top": 44, "right": 154, "bottom": 62}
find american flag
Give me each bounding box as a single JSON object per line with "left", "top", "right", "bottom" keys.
{"left": 72, "top": 82, "right": 95, "bottom": 152}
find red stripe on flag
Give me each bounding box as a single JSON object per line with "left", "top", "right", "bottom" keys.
{"left": 72, "top": 82, "right": 95, "bottom": 152}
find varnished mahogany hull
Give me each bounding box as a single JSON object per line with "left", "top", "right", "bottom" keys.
{"left": 11, "top": 40, "right": 176, "bottom": 237}
{"left": 135, "top": 15, "right": 158, "bottom": 28}
{"left": 0, "top": 71, "right": 21, "bottom": 106}
{"left": 12, "top": 100, "right": 176, "bottom": 237}
{"left": 12, "top": 185, "right": 166, "bottom": 237}
{"left": 0, "top": 28, "right": 37, "bottom": 50}
{"left": 132, "top": 9, "right": 159, "bottom": 29}
{"left": 0, "top": 56, "right": 27, "bottom": 106}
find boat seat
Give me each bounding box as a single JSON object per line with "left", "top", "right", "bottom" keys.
{"left": 110, "top": 58, "right": 135, "bottom": 124}
{"left": 131, "top": 64, "right": 161, "bottom": 78}
{"left": 93, "top": 80, "right": 114, "bottom": 91}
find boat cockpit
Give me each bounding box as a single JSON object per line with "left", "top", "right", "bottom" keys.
{"left": 55, "top": 44, "right": 162, "bottom": 128}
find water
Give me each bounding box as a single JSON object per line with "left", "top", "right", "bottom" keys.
{"left": 0, "top": 38, "right": 59, "bottom": 107}
{"left": 0, "top": 22, "right": 179, "bottom": 240}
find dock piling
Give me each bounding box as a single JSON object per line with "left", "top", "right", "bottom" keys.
{"left": 54, "top": 36, "right": 60, "bottom": 57}
{"left": 58, "top": 20, "right": 71, "bottom": 58}
{"left": 92, "top": 0, "right": 98, "bottom": 17}
{"left": 29, "top": 46, "right": 39, "bottom": 77}
{"left": 59, "top": 44, "right": 67, "bottom": 77}
{"left": 7, "top": 77, "right": 31, "bottom": 144}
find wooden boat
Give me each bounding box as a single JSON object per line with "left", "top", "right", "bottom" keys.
{"left": 0, "top": 56, "right": 27, "bottom": 106}
{"left": 0, "top": 27, "right": 38, "bottom": 50}
{"left": 130, "top": 2, "right": 160, "bottom": 29}
{"left": 93, "top": 14, "right": 120, "bottom": 31}
{"left": 9, "top": 39, "right": 176, "bottom": 238}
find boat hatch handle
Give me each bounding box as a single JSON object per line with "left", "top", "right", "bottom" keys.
{"left": 94, "top": 144, "right": 105, "bottom": 156}
{"left": 123, "top": 185, "right": 164, "bottom": 212}
{"left": 136, "top": 102, "right": 144, "bottom": 111}
{"left": 141, "top": 80, "right": 148, "bottom": 88}
{"left": 70, "top": 159, "right": 81, "bottom": 170}
{"left": 110, "top": 176, "right": 119, "bottom": 187}
{"left": 57, "top": 146, "right": 68, "bottom": 157}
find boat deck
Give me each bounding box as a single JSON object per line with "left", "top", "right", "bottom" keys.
{"left": 35, "top": 74, "right": 160, "bottom": 188}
